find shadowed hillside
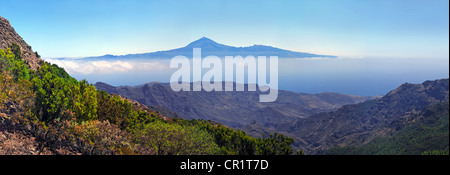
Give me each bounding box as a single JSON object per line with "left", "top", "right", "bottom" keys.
{"left": 285, "top": 79, "right": 449, "bottom": 154}
{"left": 95, "top": 81, "right": 374, "bottom": 129}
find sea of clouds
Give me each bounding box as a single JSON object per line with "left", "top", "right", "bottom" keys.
{"left": 44, "top": 58, "right": 170, "bottom": 74}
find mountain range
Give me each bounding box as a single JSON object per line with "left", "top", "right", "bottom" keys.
{"left": 96, "top": 79, "right": 449, "bottom": 154}
{"left": 95, "top": 81, "right": 374, "bottom": 129}
{"left": 67, "top": 37, "right": 336, "bottom": 60}
{"left": 281, "top": 78, "right": 449, "bottom": 154}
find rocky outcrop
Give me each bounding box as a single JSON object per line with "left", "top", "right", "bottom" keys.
{"left": 0, "top": 16, "right": 40, "bottom": 70}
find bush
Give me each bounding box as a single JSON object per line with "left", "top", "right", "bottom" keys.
{"left": 134, "top": 120, "right": 219, "bottom": 155}
{"left": 32, "top": 63, "right": 98, "bottom": 123}
{"left": 0, "top": 47, "right": 30, "bottom": 80}
{"left": 67, "top": 120, "right": 133, "bottom": 155}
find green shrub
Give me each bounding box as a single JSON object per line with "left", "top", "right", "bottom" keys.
{"left": 134, "top": 120, "right": 219, "bottom": 155}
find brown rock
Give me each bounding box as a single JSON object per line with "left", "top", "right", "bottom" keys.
{"left": 0, "top": 16, "right": 40, "bottom": 70}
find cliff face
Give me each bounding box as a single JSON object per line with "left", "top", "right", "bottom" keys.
{"left": 0, "top": 16, "right": 40, "bottom": 70}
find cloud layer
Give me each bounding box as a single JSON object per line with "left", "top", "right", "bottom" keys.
{"left": 44, "top": 58, "right": 170, "bottom": 75}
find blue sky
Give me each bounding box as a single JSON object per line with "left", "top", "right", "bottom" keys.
{"left": 1, "top": 0, "right": 449, "bottom": 58}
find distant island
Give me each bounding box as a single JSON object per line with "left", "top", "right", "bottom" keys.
{"left": 57, "top": 37, "right": 337, "bottom": 60}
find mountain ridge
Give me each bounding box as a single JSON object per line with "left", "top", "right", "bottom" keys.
{"left": 74, "top": 37, "right": 336, "bottom": 60}
{"left": 284, "top": 78, "right": 449, "bottom": 154}
{"left": 96, "top": 78, "right": 449, "bottom": 154}
{"left": 95, "top": 81, "right": 374, "bottom": 128}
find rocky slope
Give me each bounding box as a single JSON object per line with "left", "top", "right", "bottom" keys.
{"left": 285, "top": 78, "right": 449, "bottom": 154}
{"left": 0, "top": 16, "right": 40, "bottom": 70}
{"left": 324, "top": 100, "right": 449, "bottom": 155}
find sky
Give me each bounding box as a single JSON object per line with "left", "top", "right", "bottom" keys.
{"left": 1, "top": 0, "right": 448, "bottom": 59}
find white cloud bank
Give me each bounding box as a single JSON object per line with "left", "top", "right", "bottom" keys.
{"left": 44, "top": 58, "right": 170, "bottom": 75}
